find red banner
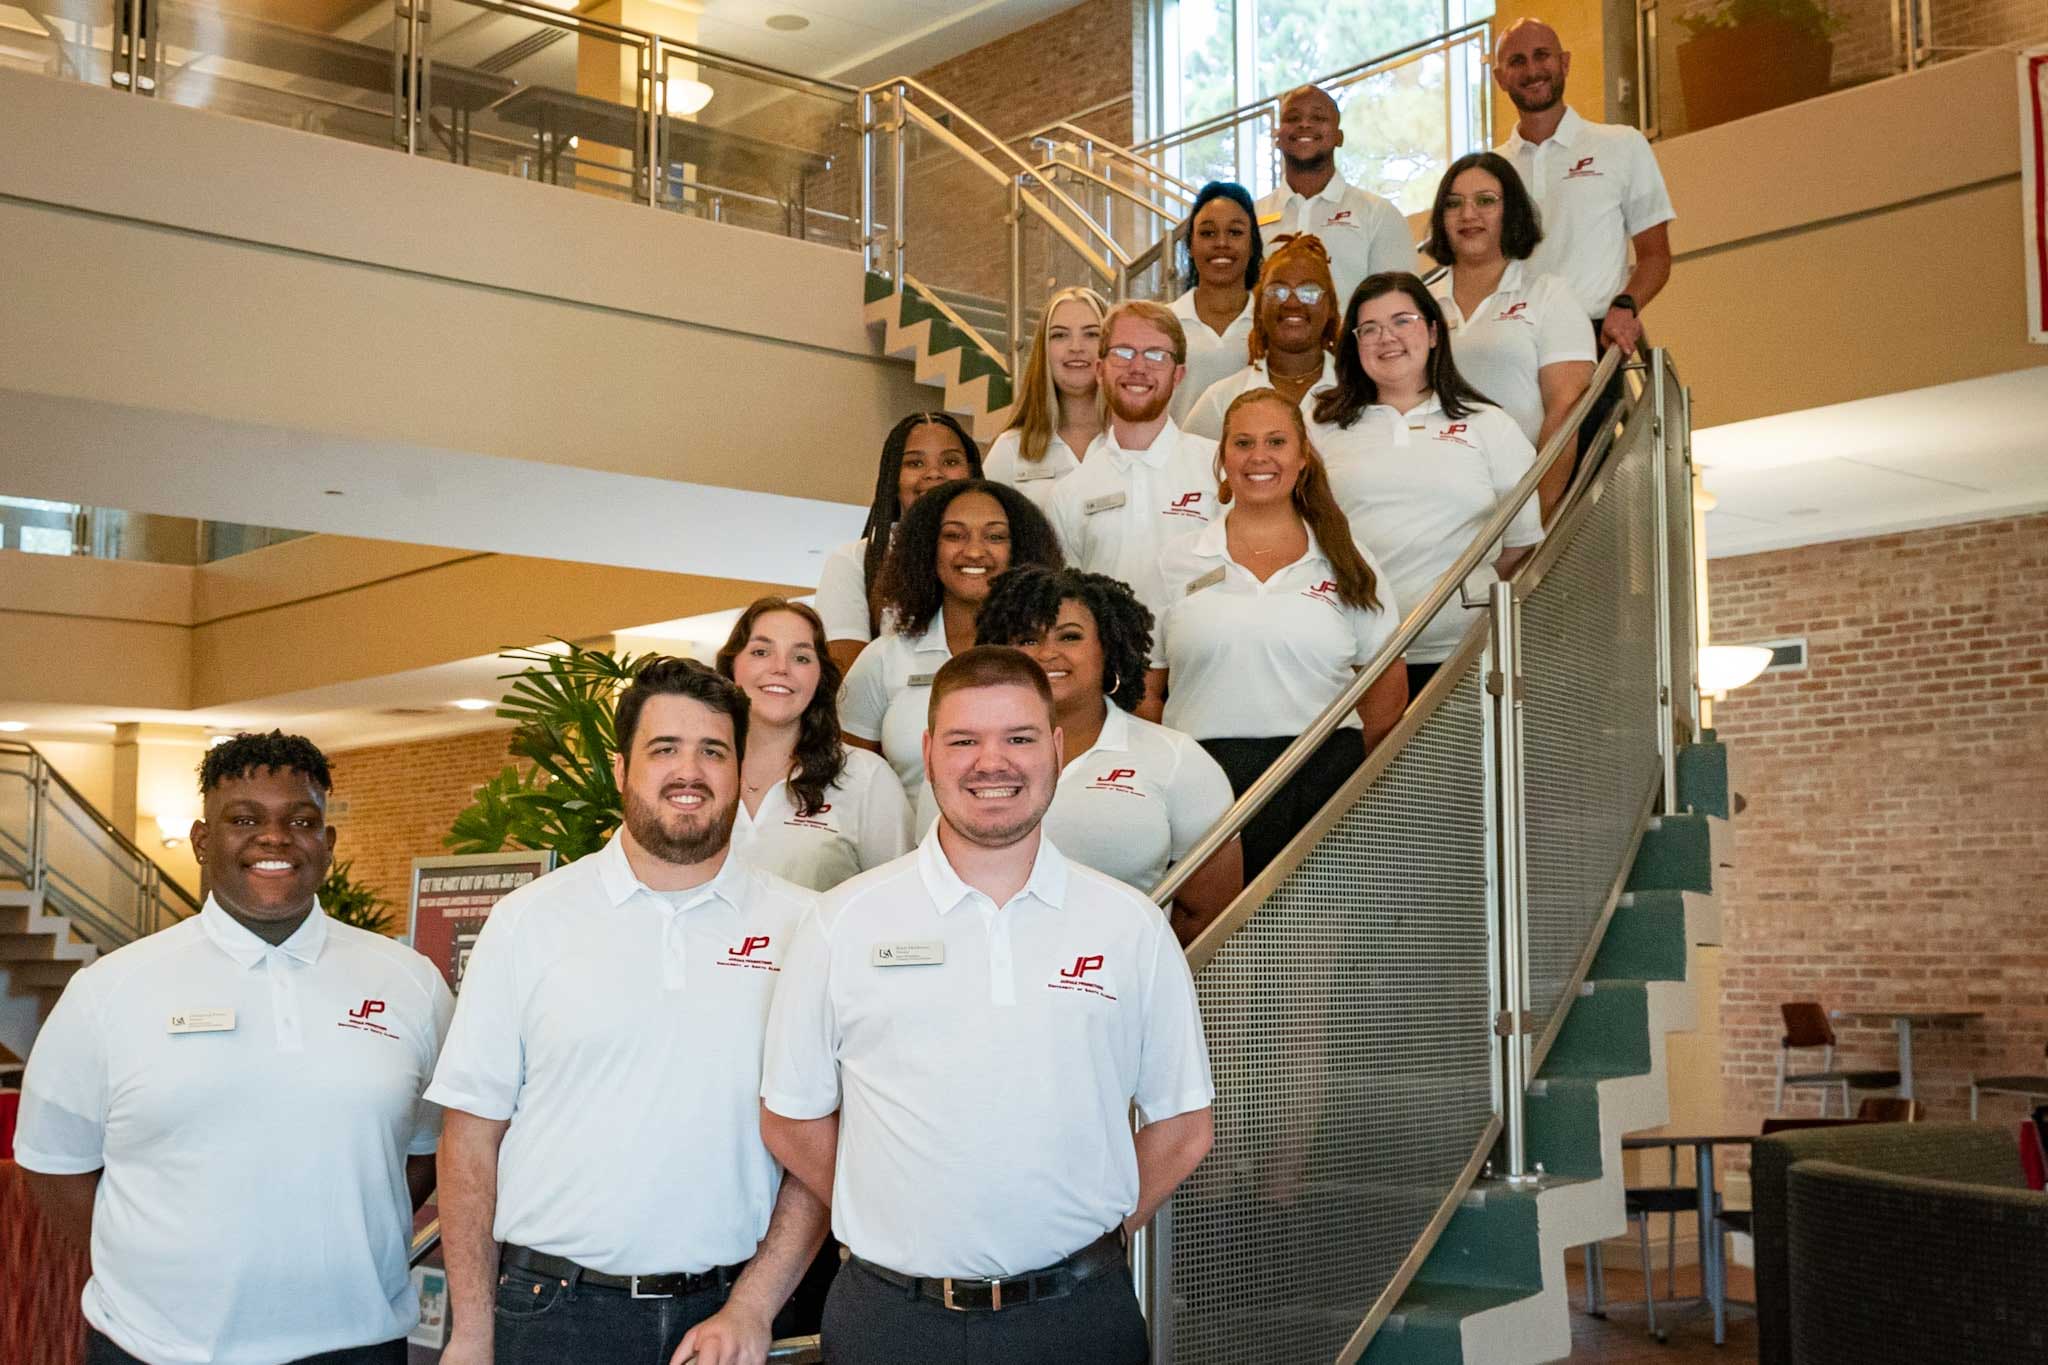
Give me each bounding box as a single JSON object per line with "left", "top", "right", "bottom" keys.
{"left": 407, "top": 851, "right": 556, "bottom": 992}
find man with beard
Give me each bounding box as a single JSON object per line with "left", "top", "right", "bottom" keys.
{"left": 1047, "top": 299, "right": 1220, "bottom": 638}
{"left": 1253, "top": 84, "right": 1417, "bottom": 308}
{"left": 17, "top": 731, "right": 452, "bottom": 1365}
{"left": 429, "top": 658, "right": 825, "bottom": 1365}
{"left": 761, "top": 647, "right": 1213, "bottom": 1364}
{"left": 1494, "top": 18, "right": 1674, "bottom": 355}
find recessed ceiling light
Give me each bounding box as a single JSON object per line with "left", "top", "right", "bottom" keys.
{"left": 208, "top": 733, "right": 236, "bottom": 746}
{"left": 0, "top": 721, "right": 28, "bottom": 732}
{"left": 324, "top": 489, "right": 344, "bottom": 496}
{"left": 766, "top": 13, "right": 809, "bottom": 31}
{"left": 451, "top": 698, "right": 495, "bottom": 711}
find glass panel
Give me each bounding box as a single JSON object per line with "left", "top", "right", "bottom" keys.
{"left": 1648, "top": 0, "right": 1908, "bottom": 140}
{"left": 39, "top": 781, "right": 148, "bottom": 950}
{"left": 0, "top": 748, "right": 34, "bottom": 884}
{"left": 0, "top": 496, "right": 304, "bottom": 564}
{"left": 894, "top": 109, "right": 1019, "bottom": 370}
{"left": 0, "top": 0, "right": 119, "bottom": 85}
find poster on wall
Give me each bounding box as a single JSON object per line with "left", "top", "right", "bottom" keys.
{"left": 2025, "top": 46, "right": 2048, "bottom": 343}
{"left": 407, "top": 851, "right": 556, "bottom": 993}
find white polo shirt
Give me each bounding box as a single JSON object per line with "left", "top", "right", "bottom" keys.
{"left": 1433, "top": 261, "right": 1596, "bottom": 443}
{"left": 423, "top": 836, "right": 814, "bottom": 1274}
{"left": 1313, "top": 394, "right": 1543, "bottom": 664}
{"left": 1046, "top": 418, "right": 1218, "bottom": 616}
{"left": 983, "top": 428, "right": 1083, "bottom": 514}
{"left": 1501, "top": 107, "right": 1676, "bottom": 318}
{"left": 1180, "top": 352, "right": 1338, "bottom": 441}
{"left": 816, "top": 537, "right": 876, "bottom": 643}
{"left": 734, "top": 746, "right": 913, "bottom": 893}
{"left": 1169, "top": 288, "right": 1256, "bottom": 426}
{"left": 837, "top": 611, "right": 951, "bottom": 802}
{"left": 15, "top": 900, "right": 452, "bottom": 1365}
{"left": 1255, "top": 173, "right": 1417, "bottom": 309}
{"left": 912, "top": 704, "right": 1233, "bottom": 893}
{"left": 761, "top": 828, "right": 1212, "bottom": 1279}
{"left": 1155, "top": 509, "right": 1401, "bottom": 740}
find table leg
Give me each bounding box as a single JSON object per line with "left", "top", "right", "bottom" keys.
{"left": 1696, "top": 1143, "right": 1723, "bottom": 1345}
{"left": 1896, "top": 1018, "right": 1916, "bottom": 1100}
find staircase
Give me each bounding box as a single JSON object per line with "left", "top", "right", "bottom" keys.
{"left": 0, "top": 742, "right": 197, "bottom": 1054}
{"left": 862, "top": 271, "right": 1016, "bottom": 443}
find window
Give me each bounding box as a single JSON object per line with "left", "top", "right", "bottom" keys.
{"left": 1154, "top": 0, "right": 1494, "bottom": 214}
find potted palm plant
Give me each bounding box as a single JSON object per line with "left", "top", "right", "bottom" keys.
{"left": 1676, "top": 0, "right": 1841, "bottom": 133}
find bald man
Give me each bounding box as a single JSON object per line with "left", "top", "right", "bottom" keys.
{"left": 1252, "top": 84, "right": 1416, "bottom": 308}
{"left": 1494, "top": 18, "right": 1674, "bottom": 356}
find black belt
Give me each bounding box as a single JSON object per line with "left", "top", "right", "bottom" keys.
{"left": 849, "top": 1227, "right": 1126, "bottom": 1313}
{"left": 500, "top": 1243, "right": 747, "bottom": 1299}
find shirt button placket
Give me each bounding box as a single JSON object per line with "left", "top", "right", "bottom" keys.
{"left": 268, "top": 950, "right": 303, "bottom": 1053}
{"left": 984, "top": 902, "right": 1016, "bottom": 1007}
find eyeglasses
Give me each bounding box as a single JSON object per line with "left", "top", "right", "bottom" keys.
{"left": 1105, "top": 344, "right": 1177, "bottom": 366}
{"left": 1265, "top": 283, "right": 1327, "bottom": 307}
{"left": 1442, "top": 192, "right": 1503, "bottom": 212}
{"left": 1354, "top": 313, "right": 1426, "bottom": 343}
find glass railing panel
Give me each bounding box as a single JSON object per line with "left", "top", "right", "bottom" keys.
{"left": 1163, "top": 654, "right": 1497, "bottom": 1363}
{"left": 1644, "top": 0, "right": 1903, "bottom": 140}
{"left": 0, "top": 495, "right": 82, "bottom": 557}
{"left": 0, "top": 496, "right": 306, "bottom": 564}
{"left": 199, "top": 519, "right": 311, "bottom": 561}
{"left": 893, "top": 113, "right": 1018, "bottom": 367}
{"left": 0, "top": 0, "right": 119, "bottom": 87}
{"left": 0, "top": 748, "right": 35, "bottom": 884}
{"left": 37, "top": 779, "right": 150, "bottom": 951}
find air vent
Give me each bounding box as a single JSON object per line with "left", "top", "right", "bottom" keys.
{"left": 1751, "top": 638, "right": 1807, "bottom": 672}
{"left": 376, "top": 706, "right": 444, "bottom": 717}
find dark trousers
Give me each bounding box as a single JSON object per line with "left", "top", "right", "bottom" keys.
{"left": 1199, "top": 729, "right": 1365, "bottom": 880}
{"left": 1406, "top": 660, "right": 1442, "bottom": 697}
{"left": 493, "top": 1263, "right": 728, "bottom": 1365}
{"left": 821, "top": 1257, "right": 1147, "bottom": 1365}
{"left": 88, "top": 1328, "right": 405, "bottom": 1365}
{"left": 1574, "top": 318, "right": 1636, "bottom": 475}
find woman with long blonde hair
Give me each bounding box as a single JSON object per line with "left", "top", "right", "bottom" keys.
{"left": 983, "top": 285, "right": 1108, "bottom": 511}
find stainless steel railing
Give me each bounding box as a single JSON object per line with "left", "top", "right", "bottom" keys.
{"left": 1139, "top": 346, "right": 1697, "bottom": 1361}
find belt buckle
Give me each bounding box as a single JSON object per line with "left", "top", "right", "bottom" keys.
{"left": 630, "top": 1275, "right": 673, "bottom": 1300}
{"left": 940, "top": 1276, "right": 1003, "bottom": 1312}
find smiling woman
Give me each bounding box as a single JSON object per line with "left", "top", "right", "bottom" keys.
{"left": 1181, "top": 232, "right": 1340, "bottom": 439}
{"left": 1169, "top": 182, "right": 1262, "bottom": 425}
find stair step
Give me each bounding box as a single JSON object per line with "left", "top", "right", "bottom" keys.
{"left": 1625, "top": 814, "right": 1713, "bottom": 895}
{"left": 1675, "top": 740, "right": 1729, "bottom": 819}
{"left": 6, "top": 959, "right": 85, "bottom": 989}
{"left": 1525, "top": 1075, "right": 1606, "bottom": 1179}
{"left": 1541, "top": 980, "right": 1653, "bottom": 1080}
{"left": 0, "top": 931, "right": 62, "bottom": 961}
{"left": 1410, "top": 1180, "right": 1545, "bottom": 1293}
{"left": 1587, "top": 892, "right": 1689, "bottom": 982}
{"left": 1363, "top": 1283, "right": 1534, "bottom": 1365}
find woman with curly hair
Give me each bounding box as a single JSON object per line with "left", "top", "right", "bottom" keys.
{"left": 815, "top": 411, "right": 983, "bottom": 675}
{"left": 839, "top": 479, "right": 1064, "bottom": 802}
{"left": 715, "top": 597, "right": 911, "bottom": 892}
{"left": 1181, "top": 233, "right": 1341, "bottom": 440}
{"left": 968, "top": 566, "right": 1243, "bottom": 943}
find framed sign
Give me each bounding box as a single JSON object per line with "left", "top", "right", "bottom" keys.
{"left": 407, "top": 850, "right": 556, "bottom": 993}
{"left": 2025, "top": 46, "right": 2048, "bottom": 343}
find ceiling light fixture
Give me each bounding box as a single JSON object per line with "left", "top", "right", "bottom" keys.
{"left": 209, "top": 734, "right": 236, "bottom": 747}
{"left": 766, "top": 13, "right": 810, "bottom": 30}
{"left": 1698, "top": 645, "right": 1773, "bottom": 699}
{"left": 663, "top": 75, "right": 714, "bottom": 115}
{"left": 0, "top": 721, "right": 27, "bottom": 732}
{"left": 451, "top": 698, "right": 495, "bottom": 712}
{"left": 155, "top": 811, "right": 195, "bottom": 847}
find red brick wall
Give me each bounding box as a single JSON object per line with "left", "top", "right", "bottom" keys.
{"left": 327, "top": 728, "right": 517, "bottom": 934}
{"left": 1708, "top": 513, "right": 2048, "bottom": 1122}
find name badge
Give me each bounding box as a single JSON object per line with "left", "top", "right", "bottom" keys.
{"left": 872, "top": 941, "right": 946, "bottom": 967}
{"left": 1185, "top": 565, "right": 1226, "bottom": 595}
{"left": 908, "top": 672, "right": 936, "bottom": 688}
{"left": 168, "top": 1008, "right": 236, "bottom": 1034}
{"left": 1015, "top": 465, "right": 1056, "bottom": 482}
{"left": 1083, "top": 491, "right": 1127, "bottom": 515}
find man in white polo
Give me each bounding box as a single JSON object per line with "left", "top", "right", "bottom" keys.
{"left": 430, "top": 658, "right": 824, "bottom": 1365}
{"left": 1255, "top": 84, "right": 1417, "bottom": 307}
{"left": 1495, "top": 17, "right": 1675, "bottom": 355}
{"left": 1047, "top": 299, "right": 1220, "bottom": 625}
{"left": 761, "top": 646, "right": 1214, "bottom": 1364}
{"left": 17, "top": 732, "right": 453, "bottom": 1365}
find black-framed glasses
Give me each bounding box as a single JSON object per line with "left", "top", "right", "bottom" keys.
{"left": 1265, "top": 283, "right": 1327, "bottom": 307}
{"left": 1354, "top": 313, "right": 1426, "bottom": 343}
{"left": 1105, "top": 344, "right": 1176, "bottom": 366}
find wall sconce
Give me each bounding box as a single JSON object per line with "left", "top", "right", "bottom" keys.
{"left": 156, "top": 812, "right": 196, "bottom": 848}
{"left": 1698, "top": 645, "right": 1772, "bottom": 699}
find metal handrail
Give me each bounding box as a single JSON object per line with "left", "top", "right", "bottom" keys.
{"left": 476, "top": 0, "right": 858, "bottom": 98}
{"left": 900, "top": 273, "right": 1009, "bottom": 373}
{"left": 1130, "top": 19, "right": 1493, "bottom": 155}
{"left": 1148, "top": 344, "right": 1629, "bottom": 907}
{"left": 0, "top": 741, "right": 201, "bottom": 914}
{"left": 1029, "top": 122, "right": 1199, "bottom": 201}
{"left": 1034, "top": 157, "right": 1189, "bottom": 224}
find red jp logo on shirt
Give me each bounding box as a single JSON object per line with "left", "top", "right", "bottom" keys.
{"left": 1165, "top": 491, "right": 1209, "bottom": 519}
{"left": 1566, "top": 156, "right": 1601, "bottom": 178}
{"left": 1301, "top": 578, "right": 1341, "bottom": 607}
{"left": 1436, "top": 424, "right": 1476, "bottom": 448}
{"left": 1089, "top": 767, "right": 1145, "bottom": 796}
{"left": 1326, "top": 209, "right": 1354, "bottom": 224}
{"left": 719, "top": 935, "right": 781, "bottom": 973}
{"left": 785, "top": 802, "right": 833, "bottom": 832}
{"left": 1050, "top": 954, "right": 1117, "bottom": 1000}
{"left": 339, "top": 998, "right": 399, "bottom": 1040}
{"left": 1501, "top": 302, "right": 1530, "bottom": 322}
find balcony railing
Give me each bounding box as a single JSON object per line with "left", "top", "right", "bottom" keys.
{"left": 0, "top": 496, "right": 307, "bottom": 565}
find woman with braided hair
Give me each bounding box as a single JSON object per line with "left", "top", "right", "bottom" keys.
{"left": 1180, "top": 233, "right": 1341, "bottom": 440}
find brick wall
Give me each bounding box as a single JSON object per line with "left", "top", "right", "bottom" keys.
{"left": 1708, "top": 513, "right": 2048, "bottom": 1123}
{"left": 327, "top": 727, "right": 517, "bottom": 934}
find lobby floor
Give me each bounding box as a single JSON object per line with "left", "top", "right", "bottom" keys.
{"left": 1563, "top": 1261, "right": 1758, "bottom": 1362}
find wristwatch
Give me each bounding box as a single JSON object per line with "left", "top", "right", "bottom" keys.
{"left": 1610, "top": 293, "right": 1638, "bottom": 314}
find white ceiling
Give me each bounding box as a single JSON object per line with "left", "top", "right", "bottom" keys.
{"left": 1696, "top": 365, "right": 2048, "bottom": 560}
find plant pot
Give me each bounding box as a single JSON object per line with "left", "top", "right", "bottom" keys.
{"left": 1676, "top": 19, "right": 1834, "bottom": 133}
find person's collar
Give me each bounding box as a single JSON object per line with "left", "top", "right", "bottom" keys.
{"left": 1516, "top": 105, "right": 1584, "bottom": 150}
{"left": 595, "top": 828, "right": 750, "bottom": 912}
{"left": 201, "top": 894, "right": 328, "bottom": 968}
{"left": 1191, "top": 505, "right": 1233, "bottom": 558}
{"left": 1106, "top": 417, "right": 1182, "bottom": 469}
{"left": 916, "top": 820, "right": 1069, "bottom": 915}
{"left": 1372, "top": 390, "right": 1446, "bottom": 421}
{"left": 1169, "top": 289, "right": 1199, "bottom": 319}
{"left": 1286, "top": 168, "right": 1348, "bottom": 205}
{"left": 1074, "top": 701, "right": 1132, "bottom": 759}
{"left": 915, "top": 608, "right": 950, "bottom": 653}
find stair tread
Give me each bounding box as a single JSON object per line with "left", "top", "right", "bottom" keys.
{"left": 1390, "top": 1279, "right": 1536, "bottom": 1324}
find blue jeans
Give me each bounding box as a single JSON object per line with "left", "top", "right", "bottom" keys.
{"left": 493, "top": 1263, "right": 728, "bottom": 1365}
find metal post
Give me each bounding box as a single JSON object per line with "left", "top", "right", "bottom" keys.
{"left": 891, "top": 84, "right": 908, "bottom": 283}
{"left": 858, "top": 89, "right": 876, "bottom": 272}
{"left": 647, "top": 37, "right": 664, "bottom": 208}
{"left": 1489, "top": 580, "right": 1536, "bottom": 1183}
{"left": 1139, "top": 1196, "right": 1174, "bottom": 1360}
{"left": 1649, "top": 348, "right": 1679, "bottom": 815}
{"left": 1636, "top": 0, "right": 1660, "bottom": 137}
{"left": 1007, "top": 177, "right": 1026, "bottom": 379}
{"left": 30, "top": 765, "right": 50, "bottom": 893}
{"left": 403, "top": 0, "right": 422, "bottom": 155}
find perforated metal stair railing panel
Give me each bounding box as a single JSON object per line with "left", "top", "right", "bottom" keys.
{"left": 1146, "top": 350, "right": 1697, "bottom": 1365}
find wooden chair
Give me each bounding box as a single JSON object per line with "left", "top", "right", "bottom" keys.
{"left": 1970, "top": 1042, "right": 2048, "bottom": 1119}
{"left": 1856, "top": 1096, "right": 1924, "bottom": 1122}
{"left": 1775, "top": 1002, "right": 1900, "bottom": 1116}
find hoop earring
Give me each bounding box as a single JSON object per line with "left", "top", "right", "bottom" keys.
{"left": 1105, "top": 671, "right": 1120, "bottom": 697}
